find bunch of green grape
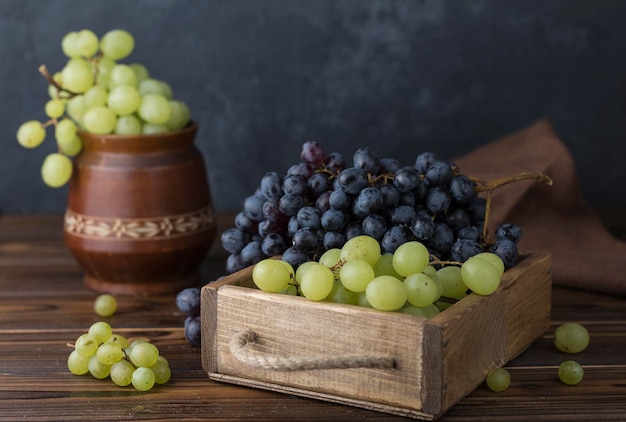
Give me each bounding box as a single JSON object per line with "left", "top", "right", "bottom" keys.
{"left": 67, "top": 321, "right": 171, "bottom": 391}
{"left": 16, "top": 29, "right": 191, "bottom": 188}
{"left": 251, "top": 234, "right": 505, "bottom": 315}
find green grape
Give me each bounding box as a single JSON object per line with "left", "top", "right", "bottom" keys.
{"left": 110, "top": 333, "right": 130, "bottom": 349}
{"left": 41, "top": 153, "right": 72, "bottom": 188}
{"left": 96, "top": 341, "right": 124, "bottom": 365}
{"left": 83, "top": 85, "right": 108, "bottom": 109}
{"left": 131, "top": 367, "right": 156, "bottom": 391}
{"left": 460, "top": 257, "right": 501, "bottom": 296}
{"left": 357, "top": 291, "right": 372, "bottom": 308}
{"left": 161, "top": 81, "right": 173, "bottom": 100}
{"left": 67, "top": 350, "right": 90, "bottom": 375}
{"left": 95, "top": 57, "right": 116, "bottom": 87}
{"left": 16, "top": 120, "right": 46, "bottom": 148}
{"left": 325, "top": 280, "right": 359, "bottom": 305}
{"left": 404, "top": 272, "right": 440, "bottom": 307}
{"left": 392, "top": 241, "right": 429, "bottom": 277}
{"left": 88, "top": 321, "right": 113, "bottom": 343}
{"left": 277, "top": 260, "right": 295, "bottom": 279}
{"left": 138, "top": 94, "right": 171, "bottom": 124}
{"left": 339, "top": 259, "right": 375, "bottom": 293}
{"left": 436, "top": 266, "right": 468, "bottom": 299}
{"left": 401, "top": 305, "right": 429, "bottom": 317}
{"left": 56, "top": 133, "right": 82, "bottom": 157}
{"left": 486, "top": 367, "right": 511, "bottom": 392}
{"left": 49, "top": 72, "right": 70, "bottom": 99}
{"left": 88, "top": 355, "right": 111, "bottom": 379}
{"left": 55, "top": 118, "right": 78, "bottom": 143}
{"left": 142, "top": 123, "right": 169, "bottom": 134}
{"left": 472, "top": 252, "right": 505, "bottom": 276}
{"left": 83, "top": 106, "right": 117, "bottom": 134}
{"left": 108, "top": 85, "right": 141, "bottom": 116}
{"left": 129, "top": 342, "right": 159, "bottom": 368}
{"left": 558, "top": 360, "right": 584, "bottom": 385}
{"left": 109, "top": 64, "right": 137, "bottom": 88}
{"left": 62, "top": 29, "right": 99, "bottom": 58}
{"left": 94, "top": 293, "right": 117, "bottom": 317}
{"left": 294, "top": 261, "right": 317, "bottom": 285}
{"left": 252, "top": 258, "right": 293, "bottom": 292}
{"left": 165, "top": 100, "right": 191, "bottom": 130}
{"left": 554, "top": 323, "right": 590, "bottom": 354}
{"left": 61, "top": 58, "right": 94, "bottom": 93}
{"left": 66, "top": 95, "right": 87, "bottom": 124}
{"left": 115, "top": 115, "right": 142, "bottom": 135}
{"left": 129, "top": 63, "right": 149, "bottom": 83}
{"left": 110, "top": 359, "right": 135, "bottom": 387}
{"left": 339, "top": 235, "right": 381, "bottom": 266}
{"left": 421, "top": 303, "right": 440, "bottom": 317}
{"left": 278, "top": 284, "right": 298, "bottom": 296}
{"left": 373, "top": 253, "right": 403, "bottom": 279}
{"left": 74, "top": 333, "right": 98, "bottom": 357}
{"left": 45, "top": 98, "right": 66, "bottom": 118}
{"left": 365, "top": 275, "right": 408, "bottom": 311}
{"left": 100, "top": 29, "right": 134, "bottom": 61}
{"left": 318, "top": 248, "right": 341, "bottom": 271}
{"left": 299, "top": 262, "right": 335, "bottom": 301}
{"left": 149, "top": 356, "right": 171, "bottom": 384}
{"left": 138, "top": 78, "right": 167, "bottom": 96}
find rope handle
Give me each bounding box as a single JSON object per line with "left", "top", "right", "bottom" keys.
{"left": 229, "top": 329, "right": 396, "bottom": 372}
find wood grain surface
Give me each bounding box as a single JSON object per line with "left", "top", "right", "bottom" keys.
{"left": 1, "top": 212, "right": 625, "bottom": 421}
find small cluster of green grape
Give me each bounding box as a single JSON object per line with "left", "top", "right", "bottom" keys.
{"left": 251, "top": 234, "right": 505, "bottom": 315}
{"left": 16, "top": 29, "right": 191, "bottom": 188}
{"left": 486, "top": 322, "right": 590, "bottom": 392}
{"left": 67, "top": 321, "right": 171, "bottom": 391}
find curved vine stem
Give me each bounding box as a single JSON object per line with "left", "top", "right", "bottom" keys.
{"left": 38, "top": 64, "right": 80, "bottom": 98}
{"left": 473, "top": 172, "right": 553, "bottom": 193}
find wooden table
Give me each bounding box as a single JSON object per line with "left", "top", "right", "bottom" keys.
{"left": 1, "top": 212, "right": 625, "bottom": 421}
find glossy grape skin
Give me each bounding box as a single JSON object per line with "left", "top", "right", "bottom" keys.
{"left": 486, "top": 367, "right": 511, "bottom": 392}
{"left": 554, "top": 323, "right": 590, "bottom": 354}
{"left": 558, "top": 360, "right": 584, "bottom": 385}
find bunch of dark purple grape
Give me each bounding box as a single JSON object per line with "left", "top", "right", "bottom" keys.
{"left": 220, "top": 141, "right": 523, "bottom": 273}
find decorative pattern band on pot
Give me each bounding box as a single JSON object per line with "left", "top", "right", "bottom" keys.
{"left": 64, "top": 207, "right": 214, "bottom": 241}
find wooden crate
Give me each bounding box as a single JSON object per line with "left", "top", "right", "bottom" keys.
{"left": 201, "top": 252, "right": 551, "bottom": 420}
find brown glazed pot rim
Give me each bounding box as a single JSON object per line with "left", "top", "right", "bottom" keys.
{"left": 77, "top": 122, "right": 198, "bottom": 153}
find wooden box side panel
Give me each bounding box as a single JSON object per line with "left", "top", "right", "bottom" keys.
{"left": 214, "top": 285, "right": 429, "bottom": 411}
{"left": 432, "top": 252, "right": 552, "bottom": 414}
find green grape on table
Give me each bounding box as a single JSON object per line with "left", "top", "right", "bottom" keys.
{"left": 392, "top": 241, "right": 429, "bottom": 277}
{"left": 132, "top": 367, "right": 156, "bottom": 392}
{"left": 558, "top": 360, "right": 584, "bottom": 385}
{"left": 110, "top": 359, "right": 135, "bottom": 387}
{"left": 41, "top": 153, "right": 72, "bottom": 188}
{"left": 67, "top": 350, "right": 90, "bottom": 375}
{"left": 486, "top": 367, "right": 511, "bottom": 392}
{"left": 96, "top": 341, "right": 124, "bottom": 365}
{"left": 365, "top": 275, "right": 408, "bottom": 311}
{"left": 74, "top": 333, "right": 98, "bottom": 357}
{"left": 94, "top": 293, "right": 117, "bottom": 317}
{"left": 129, "top": 342, "right": 160, "bottom": 368}
{"left": 17, "top": 120, "right": 46, "bottom": 148}
{"left": 88, "top": 321, "right": 113, "bottom": 343}
{"left": 88, "top": 355, "right": 111, "bottom": 380}
{"left": 554, "top": 322, "right": 590, "bottom": 354}
{"left": 149, "top": 356, "right": 172, "bottom": 385}
{"left": 460, "top": 256, "right": 501, "bottom": 296}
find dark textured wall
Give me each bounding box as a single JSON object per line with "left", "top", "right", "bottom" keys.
{"left": 3, "top": 0, "right": 625, "bottom": 214}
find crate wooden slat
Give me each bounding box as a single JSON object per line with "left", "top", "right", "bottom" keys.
{"left": 201, "top": 252, "right": 552, "bottom": 420}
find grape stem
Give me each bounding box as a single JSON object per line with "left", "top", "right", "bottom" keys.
{"left": 38, "top": 64, "right": 80, "bottom": 98}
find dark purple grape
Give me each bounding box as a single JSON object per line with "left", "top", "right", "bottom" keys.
{"left": 362, "top": 215, "right": 387, "bottom": 241}
{"left": 278, "top": 193, "right": 304, "bottom": 216}
{"left": 226, "top": 253, "right": 246, "bottom": 273}
{"left": 398, "top": 191, "right": 416, "bottom": 206}
{"left": 355, "top": 186, "right": 384, "bottom": 215}
{"left": 240, "top": 240, "right": 265, "bottom": 266}
{"left": 410, "top": 215, "right": 435, "bottom": 241}
{"left": 444, "top": 208, "right": 471, "bottom": 233}
{"left": 425, "top": 186, "right": 452, "bottom": 214}
{"left": 388, "top": 204, "right": 417, "bottom": 226}
{"left": 301, "top": 141, "right": 326, "bottom": 167}
{"left": 287, "top": 162, "right": 314, "bottom": 178}
{"left": 329, "top": 189, "right": 353, "bottom": 211}
{"left": 261, "top": 233, "right": 287, "bottom": 256}
{"left": 353, "top": 147, "right": 380, "bottom": 175}
{"left": 345, "top": 221, "right": 364, "bottom": 240}
{"left": 234, "top": 211, "right": 257, "bottom": 234}
{"left": 260, "top": 171, "right": 283, "bottom": 200}
{"left": 450, "top": 239, "right": 483, "bottom": 262}
{"left": 414, "top": 152, "right": 440, "bottom": 173}
{"left": 379, "top": 157, "right": 402, "bottom": 174}
{"left": 315, "top": 190, "right": 332, "bottom": 213}
{"left": 176, "top": 287, "right": 201, "bottom": 317}
{"left": 490, "top": 238, "right": 519, "bottom": 269}
{"left": 382, "top": 225, "right": 412, "bottom": 253}
{"left": 393, "top": 167, "right": 420, "bottom": 193}
{"left": 258, "top": 218, "right": 287, "bottom": 237}
{"left": 450, "top": 174, "right": 477, "bottom": 205}
{"left": 468, "top": 197, "right": 487, "bottom": 223}
{"left": 282, "top": 174, "right": 307, "bottom": 195}
{"left": 323, "top": 231, "right": 346, "bottom": 249}
{"left": 496, "top": 223, "right": 523, "bottom": 244}
{"left": 428, "top": 223, "right": 454, "bottom": 254}
{"left": 220, "top": 228, "right": 247, "bottom": 254}
{"left": 324, "top": 152, "right": 346, "bottom": 173}
{"left": 184, "top": 315, "right": 201, "bottom": 347}
{"left": 336, "top": 167, "right": 369, "bottom": 195}
{"left": 296, "top": 206, "right": 321, "bottom": 230}
{"left": 243, "top": 194, "right": 265, "bottom": 221}
{"left": 321, "top": 209, "right": 346, "bottom": 231}
{"left": 281, "top": 246, "right": 309, "bottom": 269}
{"left": 457, "top": 225, "right": 482, "bottom": 242}
{"left": 262, "top": 199, "right": 282, "bottom": 221}
{"left": 292, "top": 228, "right": 320, "bottom": 253}
{"left": 307, "top": 172, "right": 332, "bottom": 199}
{"left": 287, "top": 215, "right": 299, "bottom": 237}
{"left": 425, "top": 161, "right": 453, "bottom": 186}
{"left": 379, "top": 184, "right": 400, "bottom": 209}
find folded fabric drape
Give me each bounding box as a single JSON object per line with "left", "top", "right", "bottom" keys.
{"left": 454, "top": 119, "right": 626, "bottom": 296}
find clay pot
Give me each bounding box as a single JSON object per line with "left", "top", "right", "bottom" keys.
{"left": 63, "top": 123, "right": 216, "bottom": 295}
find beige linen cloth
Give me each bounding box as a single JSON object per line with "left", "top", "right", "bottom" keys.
{"left": 454, "top": 119, "right": 626, "bottom": 296}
